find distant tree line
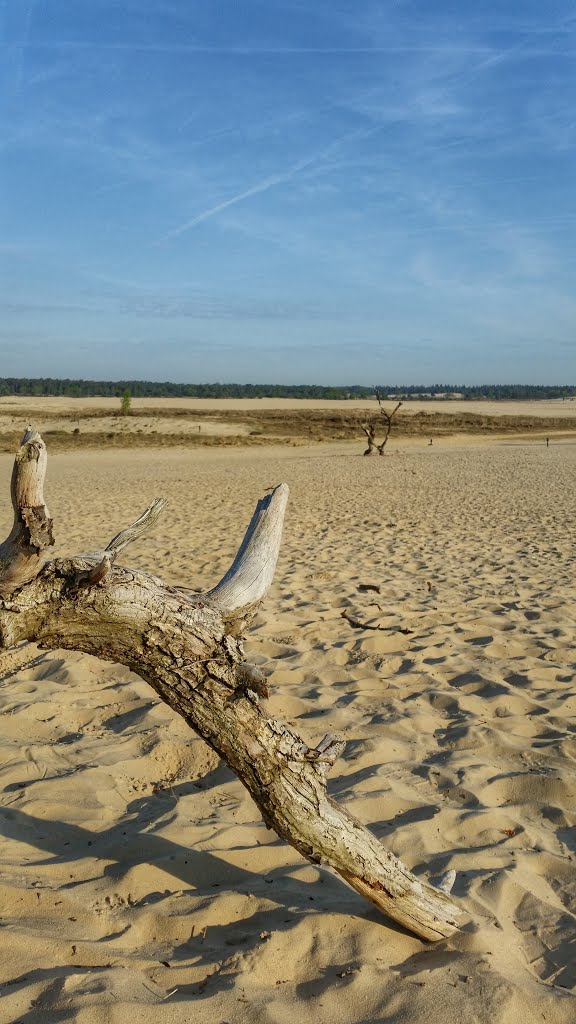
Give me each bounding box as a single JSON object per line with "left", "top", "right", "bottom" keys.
{"left": 0, "top": 379, "right": 574, "bottom": 401}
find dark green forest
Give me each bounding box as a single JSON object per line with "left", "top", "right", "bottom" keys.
{"left": 0, "top": 379, "right": 574, "bottom": 401}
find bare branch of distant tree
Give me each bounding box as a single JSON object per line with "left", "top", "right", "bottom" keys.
{"left": 361, "top": 391, "right": 403, "bottom": 455}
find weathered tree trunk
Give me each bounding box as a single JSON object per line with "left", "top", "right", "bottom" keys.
{"left": 0, "top": 431, "right": 462, "bottom": 941}
{"left": 361, "top": 423, "right": 377, "bottom": 456}
{"left": 361, "top": 394, "right": 403, "bottom": 455}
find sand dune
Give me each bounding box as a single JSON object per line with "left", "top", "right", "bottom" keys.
{"left": 1, "top": 393, "right": 576, "bottom": 418}
{"left": 0, "top": 413, "right": 251, "bottom": 438}
{"left": 0, "top": 439, "right": 575, "bottom": 1022}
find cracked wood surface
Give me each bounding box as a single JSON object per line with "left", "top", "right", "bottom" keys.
{"left": 0, "top": 431, "right": 463, "bottom": 941}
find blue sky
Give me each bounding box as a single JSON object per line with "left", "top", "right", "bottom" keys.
{"left": 1, "top": 0, "right": 575, "bottom": 384}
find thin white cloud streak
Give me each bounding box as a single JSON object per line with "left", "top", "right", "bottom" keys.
{"left": 6, "top": 40, "right": 573, "bottom": 57}
{"left": 157, "top": 174, "right": 303, "bottom": 241}
{"left": 155, "top": 126, "right": 377, "bottom": 244}
{"left": 13, "top": 0, "right": 38, "bottom": 94}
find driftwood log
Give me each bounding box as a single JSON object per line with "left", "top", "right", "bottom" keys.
{"left": 0, "top": 431, "right": 462, "bottom": 941}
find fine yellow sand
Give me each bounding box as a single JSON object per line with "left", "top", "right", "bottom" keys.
{"left": 1, "top": 394, "right": 576, "bottom": 418}
{"left": 1, "top": 438, "right": 575, "bottom": 1022}
{"left": 0, "top": 413, "right": 251, "bottom": 438}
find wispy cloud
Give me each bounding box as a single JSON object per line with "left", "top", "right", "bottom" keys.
{"left": 155, "top": 124, "right": 377, "bottom": 243}
{"left": 11, "top": 0, "right": 38, "bottom": 94}
{"left": 3, "top": 0, "right": 576, "bottom": 382}
{"left": 2, "top": 41, "right": 510, "bottom": 56}
{"left": 155, "top": 161, "right": 313, "bottom": 243}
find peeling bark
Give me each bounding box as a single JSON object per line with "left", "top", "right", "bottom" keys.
{"left": 0, "top": 429, "right": 54, "bottom": 595}
{"left": 0, "top": 431, "right": 463, "bottom": 941}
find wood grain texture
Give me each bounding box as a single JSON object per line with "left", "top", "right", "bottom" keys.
{"left": 0, "top": 433, "right": 462, "bottom": 941}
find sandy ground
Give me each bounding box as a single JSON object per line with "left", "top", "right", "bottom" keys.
{"left": 1, "top": 394, "right": 576, "bottom": 418}
{"left": 0, "top": 414, "right": 251, "bottom": 438}
{"left": 0, "top": 439, "right": 575, "bottom": 1023}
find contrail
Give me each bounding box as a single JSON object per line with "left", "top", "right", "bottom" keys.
{"left": 158, "top": 160, "right": 313, "bottom": 243}
{"left": 14, "top": 0, "right": 38, "bottom": 94}
{"left": 6, "top": 41, "right": 499, "bottom": 55}
{"left": 156, "top": 125, "right": 376, "bottom": 244}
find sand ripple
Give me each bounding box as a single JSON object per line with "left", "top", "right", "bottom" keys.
{"left": 0, "top": 440, "right": 575, "bottom": 1022}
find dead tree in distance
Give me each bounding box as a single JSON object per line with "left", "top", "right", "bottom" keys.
{"left": 0, "top": 430, "right": 462, "bottom": 942}
{"left": 361, "top": 390, "right": 403, "bottom": 455}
